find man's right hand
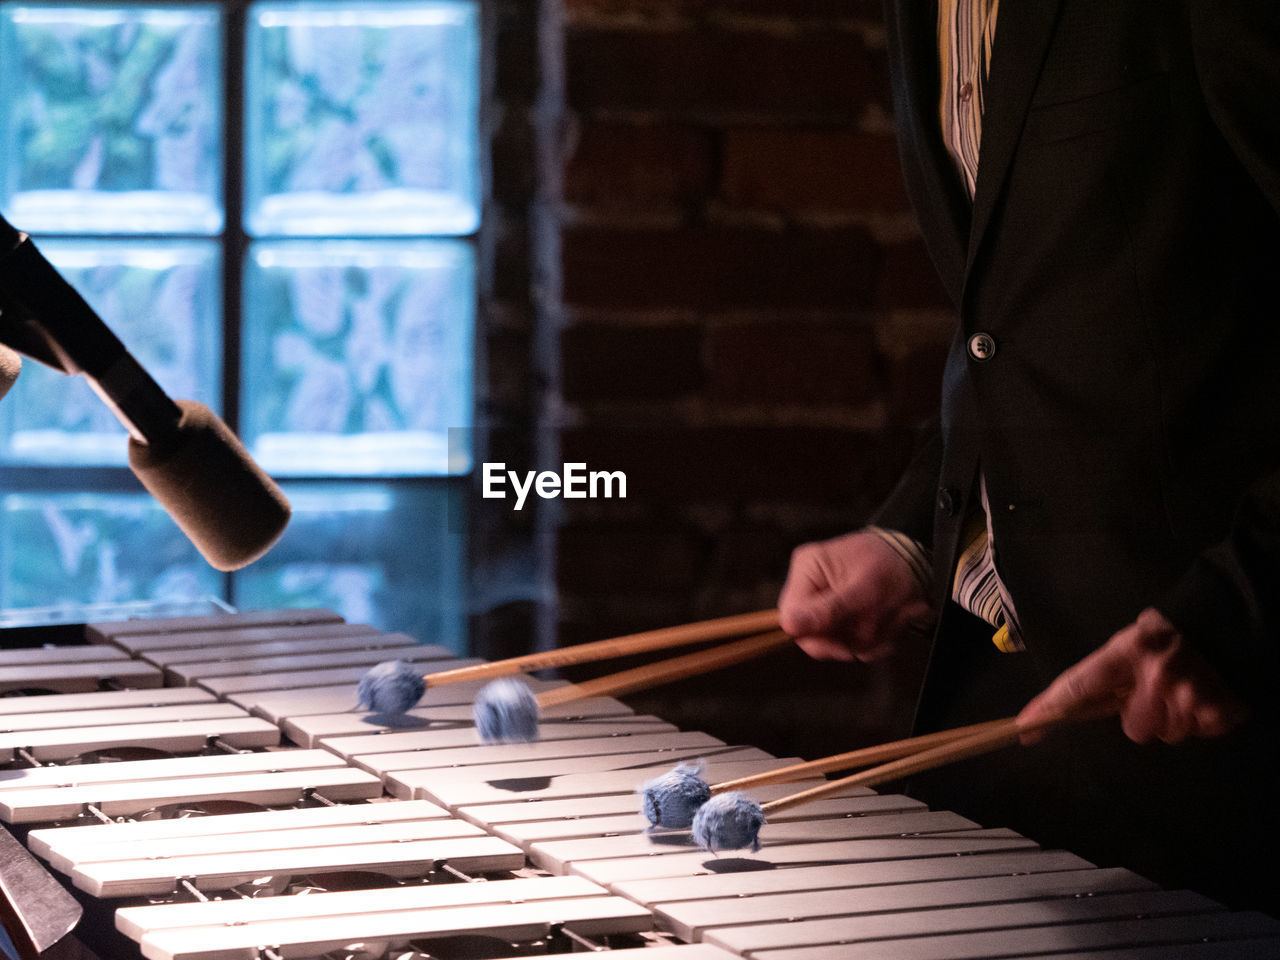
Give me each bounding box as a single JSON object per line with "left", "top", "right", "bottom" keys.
{"left": 778, "top": 529, "right": 934, "bottom": 663}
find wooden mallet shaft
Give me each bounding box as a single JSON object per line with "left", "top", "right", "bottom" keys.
{"left": 422, "top": 609, "right": 780, "bottom": 689}
{"left": 536, "top": 629, "right": 793, "bottom": 708}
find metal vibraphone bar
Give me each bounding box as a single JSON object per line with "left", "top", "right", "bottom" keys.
{"left": 0, "top": 607, "right": 1276, "bottom": 960}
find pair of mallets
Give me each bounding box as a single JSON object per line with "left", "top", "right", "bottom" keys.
{"left": 356, "top": 610, "right": 1074, "bottom": 851}
{"left": 356, "top": 609, "right": 788, "bottom": 735}
{"left": 641, "top": 713, "right": 1060, "bottom": 852}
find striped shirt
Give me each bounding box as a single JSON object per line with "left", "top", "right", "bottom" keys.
{"left": 939, "top": 0, "right": 1023, "bottom": 649}
{"left": 937, "top": 0, "right": 1000, "bottom": 198}
{"left": 869, "top": 0, "right": 1023, "bottom": 651}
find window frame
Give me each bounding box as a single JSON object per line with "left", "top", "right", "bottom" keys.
{"left": 0, "top": 0, "right": 485, "bottom": 638}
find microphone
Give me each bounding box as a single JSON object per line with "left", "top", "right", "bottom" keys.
{"left": 0, "top": 215, "right": 290, "bottom": 571}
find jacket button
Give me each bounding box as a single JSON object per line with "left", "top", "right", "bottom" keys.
{"left": 967, "top": 332, "right": 996, "bottom": 361}
{"left": 937, "top": 487, "right": 959, "bottom": 516}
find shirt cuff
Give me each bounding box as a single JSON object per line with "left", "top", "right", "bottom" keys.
{"left": 865, "top": 525, "right": 935, "bottom": 600}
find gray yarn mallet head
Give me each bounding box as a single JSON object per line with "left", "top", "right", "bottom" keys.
{"left": 356, "top": 659, "right": 425, "bottom": 714}
{"left": 473, "top": 677, "right": 540, "bottom": 743}
{"left": 639, "top": 760, "right": 711, "bottom": 829}
{"left": 691, "top": 791, "right": 765, "bottom": 852}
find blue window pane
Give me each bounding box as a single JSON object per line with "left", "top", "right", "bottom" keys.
{"left": 242, "top": 239, "right": 473, "bottom": 476}
{"left": 233, "top": 482, "right": 464, "bottom": 652}
{"left": 0, "top": 492, "right": 223, "bottom": 610}
{"left": 0, "top": 239, "right": 222, "bottom": 465}
{"left": 245, "top": 1, "right": 479, "bottom": 237}
{"left": 0, "top": 4, "right": 223, "bottom": 234}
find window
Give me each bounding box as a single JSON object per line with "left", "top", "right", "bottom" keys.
{"left": 0, "top": 1, "right": 478, "bottom": 649}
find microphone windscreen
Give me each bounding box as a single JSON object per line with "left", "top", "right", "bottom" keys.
{"left": 0, "top": 345, "right": 20, "bottom": 401}
{"left": 128, "top": 400, "right": 290, "bottom": 571}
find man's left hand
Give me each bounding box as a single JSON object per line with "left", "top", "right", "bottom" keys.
{"left": 1017, "top": 607, "right": 1246, "bottom": 744}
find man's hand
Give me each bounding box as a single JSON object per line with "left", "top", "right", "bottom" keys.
{"left": 1017, "top": 607, "right": 1246, "bottom": 744}
{"left": 778, "top": 529, "right": 934, "bottom": 663}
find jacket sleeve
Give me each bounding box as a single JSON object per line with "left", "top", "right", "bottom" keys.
{"left": 1159, "top": 474, "right": 1280, "bottom": 708}
{"left": 1158, "top": 2, "right": 1280, "bottom": 704}
{"left": 869, "top": 417, "right": 943, "bottom": 549}
{"left": 1187, "top": 2, "right": 1280, "bottom": 213}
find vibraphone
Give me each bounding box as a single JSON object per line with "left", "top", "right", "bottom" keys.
{"left": 0, "top": 608, "right": 1277, "bottom": 960}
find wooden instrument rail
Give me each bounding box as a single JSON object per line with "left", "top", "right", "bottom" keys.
{"left": 0, "top": 608, "right": 1273, "bottom": 960}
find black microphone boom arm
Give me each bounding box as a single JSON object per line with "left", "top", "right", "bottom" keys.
{"left": 0, "top": 213, "right": 290, "bottom": 571}
{"left": 0, "top": 215, "right": 183, "bottom": 446}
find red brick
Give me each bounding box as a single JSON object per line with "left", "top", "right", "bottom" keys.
{"left": 555, "top": 603, "right": 706, "bottom": 650}
{"left": 707, "top": 525, "right": 793, "bottom": 583}
{"left": 722, "top": 129, "right": 908, "bottom": 214}
{"left": 886, "top": 341, "right": 948, "bottom": 426}
{"left": 564, "top": 122, "right": 714, "bottom": 208}
{"left": 560, "top": 425, "right": 908, "bottom": 503}
{"left": 709, "top": 320, "right": 877, "bottom": 403}
{"left": 562, "top": 324, "right": 704, "bottom": 401}
{"left": 712, "top": 0, "right": 881, "bottom": 17}
{"left": 561, "top": 225, "right": 879, "bottom": 310}
{"left": 566, "top": 28, "right": 877, "bottom": 118}
{"left": 557, "top": 524, "right": 705, "bottom": 592}
{"left": 565, "top": 0, "right": 881, "bottom": 18}
{"left": 565, "top": 0, "right": 703, "bottom": 18}
{"left": 878, "top": 239, "right": 953, "bottom": 310}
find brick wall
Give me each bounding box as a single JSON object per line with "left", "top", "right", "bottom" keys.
{"left": 487, "top": 0, "right": 955, "bottom": 756}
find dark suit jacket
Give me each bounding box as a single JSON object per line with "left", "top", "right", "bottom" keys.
{"left": 875, "top": 0, "right": 1280, "bottom": 703}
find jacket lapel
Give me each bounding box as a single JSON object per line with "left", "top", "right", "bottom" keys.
{"left": 966, "top": 0, "right": 1065, "bottom": 275}
{"left": 884, "top": 0, "right": 970, "bottom": 304}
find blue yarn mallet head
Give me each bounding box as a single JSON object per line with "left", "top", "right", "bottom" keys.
{"left": 473, "top": 677, "right": 540, "bottom": 743}
{"left": 356, "top": 659, "right": 425, "bottom": 714}
{"left": 691, "top": 791, "right": 765, "bottom": 853}
{"left": 639, "top": 761, "right": 711, "bottom": 829}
